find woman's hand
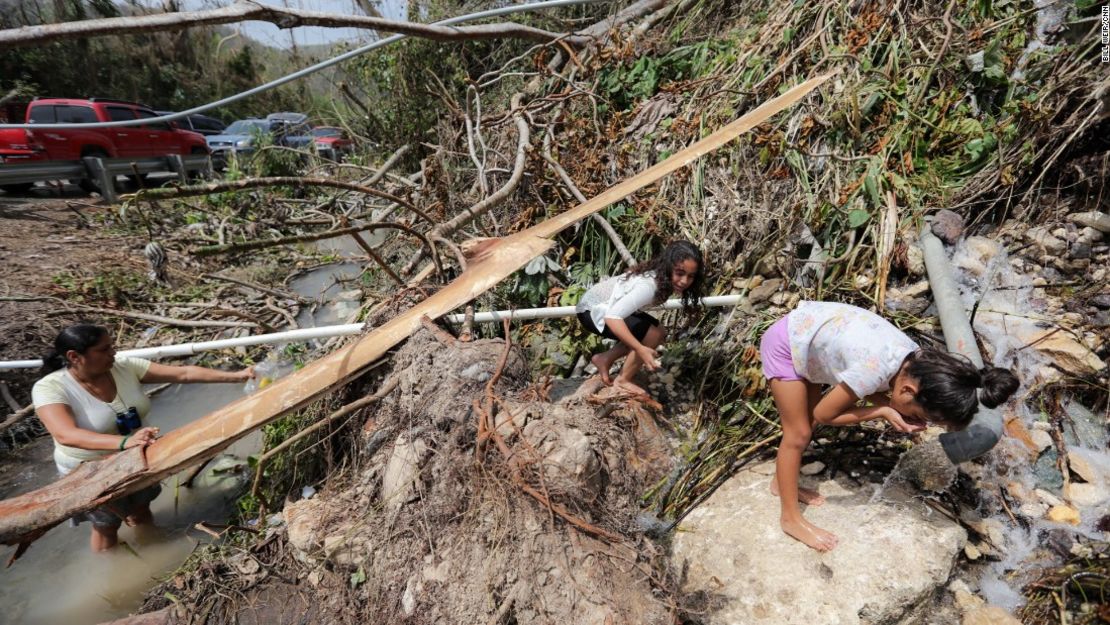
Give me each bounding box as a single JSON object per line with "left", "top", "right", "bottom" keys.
{"left": 881, "top": 407, "right": 926, "bottom": 433}
{"left": 637, "top": 346, "right": 661, "bottom": 371}
{"left": 124, "top": 426, "right": 160, "bottom": 449}
{"left": 237, "top": 366, "right": 256, "bottom": 382}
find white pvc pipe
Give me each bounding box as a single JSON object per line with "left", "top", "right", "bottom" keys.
{"left": 0, "top": 295, "right": 744, "bottom": 370}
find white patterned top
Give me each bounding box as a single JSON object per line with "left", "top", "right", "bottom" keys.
{"left": 787, "top": 301, "right": 918, "bottom": 398}
{"left": 575, "top": 271, "right": 658, "bottom": 332}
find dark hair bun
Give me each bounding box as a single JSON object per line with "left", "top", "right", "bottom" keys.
{"left": 41, "top": 350, "right": 67, "bottom": 374}
{"left": 978, "top": 366, "right": 1020, "bottom": 408}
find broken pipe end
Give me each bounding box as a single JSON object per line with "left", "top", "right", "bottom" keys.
{"left": 937, "top": 406, "right": 1003, "bottom": 464}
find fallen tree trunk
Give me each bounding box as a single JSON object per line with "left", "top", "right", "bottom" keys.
{"left": 0, "top": 73, "right": 829, "bottom": 554}
{"left": 0, "top": 1, "right": 576, "bottom": 49}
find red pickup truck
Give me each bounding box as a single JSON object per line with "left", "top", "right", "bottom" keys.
{"left": 0, "top": 128, "right": 48, "bottom": 192}
{"left": 26, "top": 98, "right": 209, "bottom": 161}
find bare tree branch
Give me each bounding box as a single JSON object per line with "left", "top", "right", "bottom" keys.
{"left": 126, "top": 176, "right": 435, "bottom": 227}
{"left": 0, "top": 0, "right": 582, "bottom": 49}
{"left": 401, "top": 92, "right": 532, "bottom": 276}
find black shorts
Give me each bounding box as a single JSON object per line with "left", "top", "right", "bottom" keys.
{"left": 72, "top": 484, "right": 162, "bottom": 530}
{"left": 577, "top": 310, "right": 659, "bottom": 343}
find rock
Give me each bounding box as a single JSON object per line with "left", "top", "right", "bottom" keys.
{"left": 905, "top": 243, "right": 926, "bottom": 276}
{"left": 1070, "top": 211, "right": 1110, "bottom": 233}
{"left": 1063, "top": 401, "right": 1108, "bottom": 449}
{"left": 323, "top": 532, "right": 364, "bottom": 568}
{"left": 1034, "top": 449, "right": 1065, "bottom": 492}
{"left": 1035, "top": 488, "right": 1064, "bottom": 507}
{"left": 1067, "top": 449, "right": 1108, "bottom": 485}
{"left": 306, "top": 569, "right": 322, "bottom": 587}
{"left": 1025, "top": 226, "right": 1068, "bottom": 256}
{"left": 1024, "top": 329, "right": 1106, "bottom": 376}
{"left": 902, "top": 280, "right": 931, "bottom": 298}
{"left": 1030, "top": 429, "right": 1053, "bottom": 453}
{"left": 672, "top": 467, "right": 966, "bottom": 625}
{"left": 284, "top": 497, "right": 329, "bottom": 556}
{"left": 1046, "top": 505, "right": 1081, "bottom": 525}
{"left": 1070, "top": 239, "right": 1093, "bottom": 260}
{"left": 889, "top": 438, "right": 958, "bottom": 492}
{"left": 381, "top": 434, "right": 429, "bottom": 512}
{"left": 1092, "top": 293, "right": 1110, "bottom": 309}
{"left": 1080, "top": 226, "right": 1103, "bottom": 241}
{"left": 963, "top": 606, "right": 1023, "bottom": 625}
{"left": 1065, "top": 482, "right": 1108, "bottom": 507}
{"left": 950, "top": 579, "right": 986, "bottom": 613}
{"left": 800, "top": 461, "right": 826, "bottom": 475}
{"left": 523, "top": 421, "right": 604, "bottom": 500}
{"left": 748, "top": 278, "right": 783, "bottom": 305}
{"left": 931, "top": 210, "right": 965, "bottom": 244}
{"left": 1019, "top": 502, "right": 1048, "bottom": 518}
{"left": 401, "top": 575, "right": 419, "bottom": 616}
{"left": 1004, "top": 481, "right": 1034, "bottom": 504}
{"left": 964, "top": 543, "right": 982, "bottom": 560}
{"left": 884, "top": 295, "right": 930, "bottom": 315}
{"left": 884, "top": 281, "right": 931, "bottom": 314}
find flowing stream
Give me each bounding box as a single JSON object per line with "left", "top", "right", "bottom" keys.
{"left": 0, "top": 253, "right": 370, "bottom": 625}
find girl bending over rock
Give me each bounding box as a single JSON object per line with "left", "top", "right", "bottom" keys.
{"left": 759, "top": 301, "right": 1019, "bottom": 551}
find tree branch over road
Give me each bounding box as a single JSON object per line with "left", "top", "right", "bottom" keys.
{"left": 0, "top": 0, "right": 586, "bottom": 49}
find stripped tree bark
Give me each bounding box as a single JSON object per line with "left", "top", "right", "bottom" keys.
{"left": 0, "top": 75, "right": 829, "bottom": 555}
{"left": 0, "top": 1, "right": 583, "bottom": 49}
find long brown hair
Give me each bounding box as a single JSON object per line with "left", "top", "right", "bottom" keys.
{"left": 628, "top": 240, "right": 705, "bottom": 313}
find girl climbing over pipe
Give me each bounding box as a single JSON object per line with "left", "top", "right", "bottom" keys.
{"left": 575, "top": 240, "right": 705, "bottom": 398}
{"left": 759, "top": 301, "right": 1019, "bottom": 551}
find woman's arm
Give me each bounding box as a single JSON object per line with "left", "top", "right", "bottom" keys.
{"left": 812, "top": 383, "right": 922, "bottom": 432}
{"left": 36, "top": 403, "right": 158, "bottom": 451}
{"left": 140, "top": 362, "right": 254, "bottom": 385}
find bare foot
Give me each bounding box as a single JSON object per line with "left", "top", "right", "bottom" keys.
{"left": 613, "top": 378, "right": 648, "bottom": 397}
{"left": 781, "top": 517, "right": 839, "bottom": 552}
{"left": 591, "top": 353, "right": 614, "bottom": 385}
{"left": 770, "top": 478, "right": 826, "bottom": 506}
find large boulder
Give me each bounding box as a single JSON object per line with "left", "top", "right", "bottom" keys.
{"left": 672, "top": 463, "right": 966, "bottom": 625}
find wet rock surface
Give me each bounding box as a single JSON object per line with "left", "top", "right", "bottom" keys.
{"left": 671, "top": 462, "right": 966, "bottom": 625}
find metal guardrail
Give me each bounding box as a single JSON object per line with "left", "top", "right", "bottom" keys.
{"left": 0, "top": 154, "right": 212, "bottom": 202}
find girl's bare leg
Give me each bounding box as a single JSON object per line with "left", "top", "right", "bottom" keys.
{"left": 614, "top": 325, "right": 666, "bottom": 396}
{"left": 90, "top": 525, "right": 119, "bottom": 552}
{"left": 124, "top": 503, "right": 154, "bottom": 527}
{"left": 591, "top": 344, "right": 631, "bottom": 385}
{"left": 770, "top": 380, "right": 825, "bottom": 505}
{"left": 770, "top": 378, "right": 838, "bottom": 552}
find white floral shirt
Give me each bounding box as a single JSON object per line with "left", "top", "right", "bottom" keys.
{"left": 787, "top": 301, "right": 918, "bottom": 398}
{"left": 575, "top": 271, "right": 658, "bottom": 332}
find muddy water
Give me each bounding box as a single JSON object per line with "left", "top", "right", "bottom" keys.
{"left": 288, "top": 261, "right": 365, "bottom": 329}
{"left": 0, "top": 256, "right": 369, "bottom": 625}
{"left": 0, "top": 383, "right": 250, "bottom": 625}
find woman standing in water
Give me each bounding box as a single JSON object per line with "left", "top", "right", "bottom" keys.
{"left": 32, "top": 324, "right": 254, "bottom": 552}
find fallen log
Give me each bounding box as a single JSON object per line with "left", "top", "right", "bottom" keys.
{"left": 0, "top": 73, "right": 829, "bottom": 555}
